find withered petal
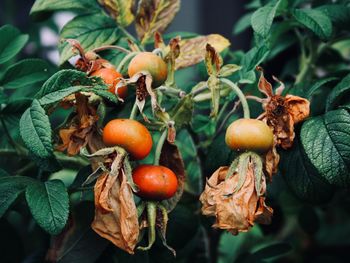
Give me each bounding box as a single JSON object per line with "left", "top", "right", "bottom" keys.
{"left": 285, "top": 95, "right": 310, "bottom": 124}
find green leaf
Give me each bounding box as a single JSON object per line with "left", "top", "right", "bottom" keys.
{"left": 301, "top": 109, "right": 350, "bottom": 187}
{"left": 0, "top": 59, "right": 51, "bottom": 89}
{"left": 30, "top": 0, "right": 99, "bottom": 18}
{"left": 317, "top": 5, "right": 350, "bottom": 29}
{"left": 292, "top": 9, "right": 332, "bottom": 40}
{"left": 0, "top": 169, "right": 9, "bottom": 177}
{"left": 252, "top": 242, "right": 292, "bottom": 260}
{"left": 251, "top": 0, "right": 282, "bottom": 38}
{"left": 90, "top": 87, "right": 119, "bottom": 104}
{"left": 0, "top": 25, "right": 28, "bottom": 64}
{"left": 240, "top": 44, "right": 269, "bottom": 76}
{"left": 36, "top": 70, "right": 94, "bottom": 98}
{"left": 26, "top": 179, "right": 69, "bottom": 235}
{"left": 218, "top": 64, "right": 242, "bottom": 77}
{"left": 55, "top": 202, "right": 108, "bottom": 263}
{"left": 233, "top": 12, "right": 253, "bottom": 35}
{"left": 19, "top": 100, "right": 53, "bottom": 160}
{"left": 280, "top": 138, "right": 334, "bottom": 203}
{"left": 59, "top": 13, "right": 120, "bottom": 64}
{"left": 326, "top": 73, "right": 350, "bottom": 111}
{"left": 306, "top": 77, "right": 338, "bottom": 99}
{"left": 38, "top": 86, "right": 84, "bottom": 106}
{"left": 169, "top": 95, "right": 194, "bottom": 129}
{"left": 177, "top": 130, "right": 202, "bottom": 195}
{"left": 0, "top": 176, "right": 33, "bottom": 217}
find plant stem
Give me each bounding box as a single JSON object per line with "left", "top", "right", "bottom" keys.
{"left": 92, "top": 45, "right": 131, "bottom": 54}
{"left": 129, "top": 100, "right": 139, "bottom": 120}
{"left": 137, "top": 201, "right": 157, "bottom": 251}
{"left": 154, "top": 130, "right": 167, "bottom": 166}
{"left": 220, "top": 78, "right": 250, "bottom": 119}
{"left": 116, "top": 52, "right": 138, "bottom": 73}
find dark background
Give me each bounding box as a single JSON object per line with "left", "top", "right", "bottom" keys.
{"left": 0, "top": 0, "right": 252, "bottom": 56}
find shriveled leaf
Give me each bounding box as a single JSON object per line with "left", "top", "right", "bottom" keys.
{"left": 200, "top": 164, "right": 272, "bottom": 235}
{"left": 26, "top": 180, "right": 69, "bottom": 235}
{"left": 59, "top": 13, "right": 120, "bottom": 64}
{"left": 0, "top": 176, "right": 33, "bottom": 217}
{"left": 292, "top": 9, "right": 332, "bottom": 41}
{"left": 0, "top": 25, "right": 28, "bottom": 64}
{"left": 205, "top": 43, "right": 222, "bottom": 76}
{"left": 98, "top": 0, "right": 135, "bottom": 27}
{"left": 159, "top": 141, "right": 186, "bottom": 212}
{"left": 56, "top": 93, "right": 99, "bottom": 156}
{"left": 175, "top": 34, "right": 230, "bottom": 69}
{"left": 135, "top": 0, "right": 181, "bottom": 44}
{"left": 301, "top": 109, "right": 350, "bottom": 187}
{"left": 19, "top": 100, "right": 54, "bottom": 160}
{"left": 92, "top": 171, "right": 139, "bottom": 254}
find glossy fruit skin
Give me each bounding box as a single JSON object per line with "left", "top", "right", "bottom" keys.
{"left": 128, "top": 52, "right": 168, "bottom": 87}
{"left": 91, "top": 68, "right": 127, "bottom": 99}
{"left": 132, "top": 165, "right": 178, "bottom": 201}
{"left": 103, "top": 119, "right": 152, "bottom": 160}
{"left": 225, "top": 119, "right": 273, "bottom": 153}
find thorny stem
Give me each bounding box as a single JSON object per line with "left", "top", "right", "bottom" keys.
{"left": 220, "top": 78, "right": 250, "bottom": 119}
{"left": 129, "top": 100, "right": 139, "bottom": 120}
{"left": 116, "top": 51, "right": 139, "bottom": 73}
{"left": 154, "top": 130, "right": 167, "bottom": 166}
{"left": 138, "top": 201, "right": 157, "bottom": 251}
{"left": 92, "top": 45, "right": 131, "bottom": 54}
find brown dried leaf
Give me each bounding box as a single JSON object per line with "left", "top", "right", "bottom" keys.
{"left": 205, "top": 44, "right": 222, "bottom": 76}
{"left": 200, "top": 164, "right": 273, "bottom": 235}
{"left": 256, "top": 69, "right": 310, "bottom": 150}
{"left": 56, "top": 93, "right": 99, "bottom": 156}
{"left": 175, "top": 34, "right": 230, "bottom": 69}
{"left": 285, "top": 95, "right": 310, "bottom": 124}
{"left": 92, "top": 170, "right": 139, "bottom": 254}
{"left": 159, "top": 140, "right": 186, "bottom": 212}
{"left": 135, "top": 0, "right": 181, "bottom": 44}
{"left": 154, "top": 31, "right": 165, "bottom": 49}
{"left": 98, "top": 0, "right": 135, "bottom": 27}
{"left": 264, "top": 142, "right": 280, "bottom": 180}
